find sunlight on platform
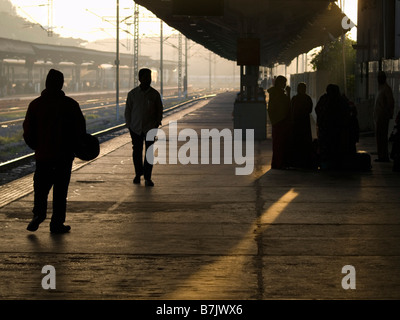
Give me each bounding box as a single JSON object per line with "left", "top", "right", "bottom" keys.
{"left": 165, "top": 189, "right": 299, "bottom": 299}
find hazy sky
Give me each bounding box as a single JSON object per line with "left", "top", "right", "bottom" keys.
{"left": 10, "top": 0, "right": 358, "bottom": 42}
{"left": 10, "top": 0, "right": 175, "bottom": 41}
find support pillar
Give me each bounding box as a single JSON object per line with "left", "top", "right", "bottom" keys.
{"left": 233, "top": 37, "right": 266, "bottom": 140}
{"left": 233, "top": 64, "right": 266, "bottom": 140}
{"left": 74, "top": 64, "right": 81, "bottom": 92}
{"left": 25, "top": 58, "right": 35, "bottom": 94}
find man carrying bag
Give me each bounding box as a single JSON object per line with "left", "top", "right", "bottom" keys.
{"left": 23, "top": 69, "right": 87, "bottom": 234}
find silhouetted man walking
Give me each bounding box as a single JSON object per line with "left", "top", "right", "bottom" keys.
{"left": 23, "top": 69, "right": 86, "bottom": 233}
{"left": 125, "top": 68, "right": 163, "bottom": 186}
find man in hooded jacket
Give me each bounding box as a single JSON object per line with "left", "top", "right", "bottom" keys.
{"left": 23, "top": 69, "right": 86, "bottom": 233}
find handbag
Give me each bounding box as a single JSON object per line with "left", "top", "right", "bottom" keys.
{"left": 75, "top": 133, "right": 100, "bottom": 161}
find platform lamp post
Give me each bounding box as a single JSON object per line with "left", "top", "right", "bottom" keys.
{"left": 115, "top": 0, "right": 120, "bottom": 121}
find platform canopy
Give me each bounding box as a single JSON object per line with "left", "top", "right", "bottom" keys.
{"left": 135, "top": 0, "right": 347, "bottom": 66}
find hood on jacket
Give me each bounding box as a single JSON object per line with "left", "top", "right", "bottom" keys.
{"left": 45, "top": 69, "right": 64, "bottom": 92}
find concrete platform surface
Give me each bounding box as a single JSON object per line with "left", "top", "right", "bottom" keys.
{"left": 0, "top": 91, "right": 399, "bottom": 301}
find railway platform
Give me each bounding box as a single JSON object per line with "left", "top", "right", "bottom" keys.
{"left": 0, "top": 91, "right": 399, "bottom": 302}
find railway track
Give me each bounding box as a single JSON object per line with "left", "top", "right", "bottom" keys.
{"left": 0, "top": 89, "right": 205, "bottom": 126}
{"left": 0, "top": 101, "right": 125, "bottom": 126}
{"left": 0, "top": 93, "right": 216, "bottom": 185}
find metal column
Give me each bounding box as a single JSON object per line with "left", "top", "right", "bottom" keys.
{"left": 160, "top": 19, "right": 163, "bottom": 97}
{"left": 116, "top": 0, "right": 120, "bottom": 121}
{"left": 47, "top": 0, "right": 53, "bottom": 36}
{"left": 184, "top": 37, "right": 188, "bottom": 98}
{"left": 178, "top": 33, "right": 182, "bottom": 98}
{"left": 133, "top": 2, "right": 139, "bottom": 88}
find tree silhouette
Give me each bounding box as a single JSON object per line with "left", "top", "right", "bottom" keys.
{"left": 310, "top": 35, "right": 356, "bottom": 100}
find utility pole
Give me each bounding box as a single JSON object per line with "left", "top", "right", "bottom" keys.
{"left": 160, "top": 19, "right": 163, "bottom": 98}
{"left": 184, "top": 37, "right": 188, "bottom": 98}
{"left": 116, "top": 0, "right": 120, "bottom": 121}
{"left": 178, "top": 33, "right": 182, "bottom": 98}
{"left": 133, "top": 3, "right": 139, "bottom": 88}
{"left": 209, "top": 51, "right": 212, "bottom": 93}
{"left": 340, "top": 0, "right": 347, "bottom": 95}
{"left": 47, "top": 0, "right": 53, "bottom": 36}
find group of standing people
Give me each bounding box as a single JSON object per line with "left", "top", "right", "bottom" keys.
{"left": 267, "top": 75, "right": 318, "bottom": 170}
{"left": 267, "top": 71, "right": 398, "bottom": 172}
{"left": 315, "top": 84, "right": 360, "bottom": 170}
{"left": 267, "top": 75, "right": 360, "bottom": 170}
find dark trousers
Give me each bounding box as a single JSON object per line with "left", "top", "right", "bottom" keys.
{"left": 271, "top": 118, "right": 291, "bottom": 169}
{"left": 375, "top": 117, "right": 390, "bottom": 160}
{"left": 33, "top": 159, "right": 73, "bottom": 226}
{"left": 129, "top": 129, "right": 155, "bottom": 180}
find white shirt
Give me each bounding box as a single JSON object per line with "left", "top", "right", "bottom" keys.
{"left": 125, "top": 86, "right": 163, "bottom": 135}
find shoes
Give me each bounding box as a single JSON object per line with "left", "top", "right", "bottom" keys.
{"left": 134, "top": 175, "right": 154, "bottom": 186}
{"left": 27, "top": 216, "right": 46, "bottom": 232}
{"left": 374, "top": 158, "right": 390, "bottom": 162}
{"left": 50, "top": 224, "right": 71, "bottom": 234}
{"left": 133, "top": 176, "right": 141, "bottom": 184}
{"left": 145, "top": 179, "right": 154, "bottom": 187}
